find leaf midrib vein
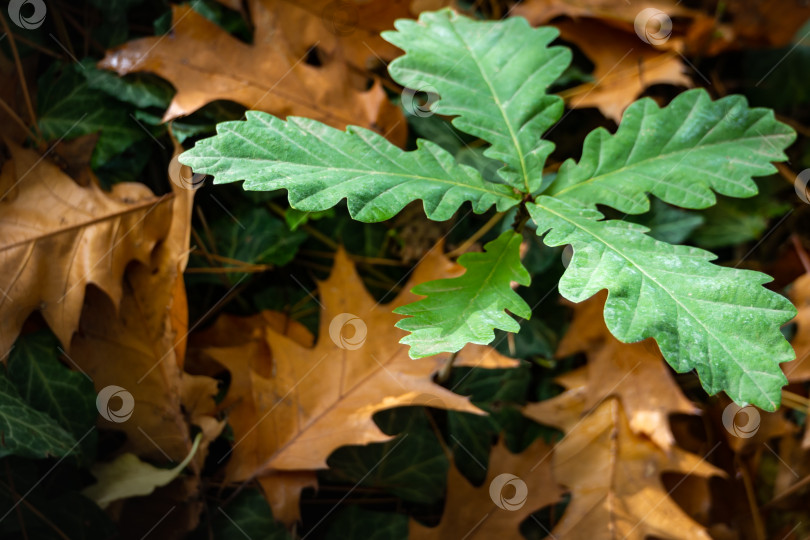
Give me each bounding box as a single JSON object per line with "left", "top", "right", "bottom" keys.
{"left": 532, "top": 200, "right": 775, "bottom": 407}
{"left": 552, "top": 133, "right": 788, "bottom": 199}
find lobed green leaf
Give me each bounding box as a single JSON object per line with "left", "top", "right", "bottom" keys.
{"left": 180, "top": 112, "right": 520, "bottom": 222}
{"left": 549, "top": 89, "right": 795, "bottom": 214}
{"left": 384, "top": 9, "right": 571, "bottom": 193}
{"left": 528, "top": 196, "right": 795, "bottom": 410}
{"left": 395, "top": 230, "right": 531, "bottom": 358}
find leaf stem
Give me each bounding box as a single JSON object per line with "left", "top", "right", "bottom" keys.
{"left": 436, "top": 351, "right": 458, "bottom": 383}
{"left": 511, "top": 200, "right": 532, "bottom": 234}
{"left": 446, "top": 211, "right": 506, "bottom": 258}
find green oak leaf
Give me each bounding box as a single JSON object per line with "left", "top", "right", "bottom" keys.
{"left": 528, "top": 196, "right": 795, "bottom": 410}
{"left": 549, "top": 89, "right": 795, "bottom": 214}
{"left": 384, "top": 9, "right": 571, "bottom": 193}
{"left": 179, "top": 112, "right": 520, "bottom": 223}
{"left": 626, "top": 198, "right": 705, "bottom": 245}
{"left": 395, "top": 230, "right": 531, "bottom": 358}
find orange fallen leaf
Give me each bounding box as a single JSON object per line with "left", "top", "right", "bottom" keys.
{"left": 99, "top": 1, "right": 405, "bottom": 144}
{"left": 775, "top": 273, "right": 810, "bottom": 448}
{"left": 253, "top": 0, "right": 452, "bottom": 73}
{"left": 557, "top": 293, "right": 696, "bottom": 450}
{"left": 71, "top": 148, "right": 222, "bottom": 465}
{"left": 525, "top": 379, "right": 722, "bottom": 540}
{"left": 514, "top": 0, "right": 808, "bottom": 54}
{"left": 714, "top": 396, "right": 795, "bottom": 453}
{"left": 554, "top": 18, "right": 691, "bottom": 123}
{"left": 709, "top": 0, "right": 810, "bottom": 51}
{"left": 410, "top": 438, "right": 561, "bottom": 539}
{"left": 514, "top": 0, "right": 694, "bottom": 30}
{"left": 191, "top": 245, "right": 519, "bottom": 522}
{"left": 0, "top": 139, "right": 173, "bottom": 356}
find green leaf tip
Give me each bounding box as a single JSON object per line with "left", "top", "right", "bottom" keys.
{"left": 529, "top": 196, "right": 795, "bottom": 411}
{"left": 395, "top": 230, "right": 531, "bottom": 358}
{"left": 549, "top": 88, "right": 796, "bottom": 214}
{"left": 383, "top": 8, "right": 571, "bottom": 194}
{"left": 179, "top": 112, "right": 520, "bottom": 223}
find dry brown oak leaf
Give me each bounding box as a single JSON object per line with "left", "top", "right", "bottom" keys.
{"left": 188, "top": 310, "right": 319, "bottom": 525}
{"left": 524, "top": 370, "right": 723, "bottom": 540}
{"left": 0, "top": 139, "right": 172, "bottom": 357}
{"left": 781, "top": 273, "right": 810, "bottom": 448}
{"left": 71, "top": 150, "right": 223, "bottom": 465}
{"left": 234, "top": 0, "right": 453, "bottom": 73}
{"left": 191, "top": 246, "right": 519, "bottom": 523}
{"left": 99, "top": 1, "right": 406, "bottom": 145}
{"left": 782, "top": 273, "right": 810, "bottom": 383}
{"left": 554, "top": 19, "right": 690, "bottom": 123}
{"left": 514, "top": 0, "right": 694, "bottom": 29}
{"left": 556, "top": 293, "right": 697, "bottom": 451}
{"left": 515, "top": 0, "right": 810, "bottom": 55}
{"left": 410, "top": 438, "right": 562, "bottom": 539}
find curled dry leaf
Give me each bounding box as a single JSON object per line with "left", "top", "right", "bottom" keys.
{"left": 557, "top": 293, "right": 696, "bottom": 450}
{"left": 0, "top": 140, "right": 173, "bottom": 356}
{"left": 99, "top": 1, "right": 406, "bottom": 144}
{"left": 410, "top": 438, "right": 562, "bottom": 539}
{"left": 71, "top": 147, "right": 223, "bottom": 466}
{"left": 189, "top": 245, "right": 519, "bottom": 523}
{"left": 524, "top": 375, "right": 723, "bottom": 540}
